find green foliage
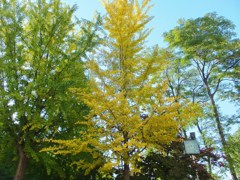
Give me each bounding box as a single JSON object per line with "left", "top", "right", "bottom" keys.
{"left": 227, "top": 129, "right": 240, "bottom": 177}
{"left": 164, "top": 12, "right": 240, "bottom": 179}
{"left": 0, "top": 0, "right": 101, "bottom": 178}
{"left": 0, "top": 132, "right": 17, "bottom": 180}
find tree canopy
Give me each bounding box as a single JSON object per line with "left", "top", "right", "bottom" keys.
{"left": 44, "top": 1, "right": 202, "bottom": 179}
{"left": 0, "top": 0, "right": 239, "bottom": 180}
{"left": 0, "top": 0, "right": 100, "bottom": 179}
{"left": 164, "top": 12, "right": 240, "bottom": 180}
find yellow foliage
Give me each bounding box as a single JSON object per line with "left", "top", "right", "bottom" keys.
{"left": 76, "top": 0, "right": 202, "bottom": 174}
{"left": 43, "top": 0, "right": 203, "bottom": 176}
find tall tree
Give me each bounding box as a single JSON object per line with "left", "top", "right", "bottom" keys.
{"left": 45, "top": 1, "right": 201, "bottom": 179}
{"left": 163, "top": 51, "right": 225, "bottom": 176}
{"left": 0, "top": 0, "right": 100, "bottom": 179}
{"left": 164, "top": 13, "right": 240, "bottom": 180}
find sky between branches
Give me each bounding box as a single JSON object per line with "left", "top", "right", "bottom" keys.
{"left": 62, "top": 0, "right": 240, "bottom": 115}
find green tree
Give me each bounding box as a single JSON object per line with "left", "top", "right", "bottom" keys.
{"left": 0, "top": 0, "right": 100, "bottom": 179}
{"left": 163, "top": 50, "right": 229, "bottom": 176}
{"left": 164, "top": 13, "right": 240, "bottom": 180}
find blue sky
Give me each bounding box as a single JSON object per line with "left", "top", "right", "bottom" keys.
{"left": 62, "top": 0, "right": 240, "bottom": 47}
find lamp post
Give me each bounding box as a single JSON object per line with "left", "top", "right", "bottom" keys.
{"left": 183, "top": 132, "right": 200, "bottom": 180}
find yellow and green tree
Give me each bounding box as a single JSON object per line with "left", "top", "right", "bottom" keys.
{"left": 45, "top": 0, "right": 202, "bottom": 179}
{"left": 0, "top": 0, "right": 100, "bottom": 179}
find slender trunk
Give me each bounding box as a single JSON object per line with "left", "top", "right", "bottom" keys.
{"left": 208, "top": 156, "right": 212, "bottom": 175}
{"left": 123, "top": 163, "right": 130, "bottom": 180}
{"left": 14, "top": 145, "right": 27, "bottom": 180}
{"left": 123, "top": 131, "right": 130, "bottom": 180}
{"left": 205, "top": 84, "right": 238, "bottom": 180}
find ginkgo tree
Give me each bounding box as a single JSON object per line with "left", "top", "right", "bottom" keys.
{"left": 45, "top": 0, "right": 202, "bottom": 179}
{"left": 0, "top": 0, "right": 100, "bottom": 179}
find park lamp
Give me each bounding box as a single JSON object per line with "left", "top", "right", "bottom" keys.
{"left": 183, "top": 132, "right": 200, "bottom": 155}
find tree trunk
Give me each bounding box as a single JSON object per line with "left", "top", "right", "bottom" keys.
{"left": 123, "top": 131, "right": 130, "bottom": 180}
{"left": 123, "top": 163, "right": 130, "bottom": 180}
{"left": 210, "top": 97, "right": 238, "bottom": 180}
{"left": 205, "top": 84, "right": 238, "bottom": 180}
{"left": 14, "top": 145, "right": 27, "bottom": 180}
